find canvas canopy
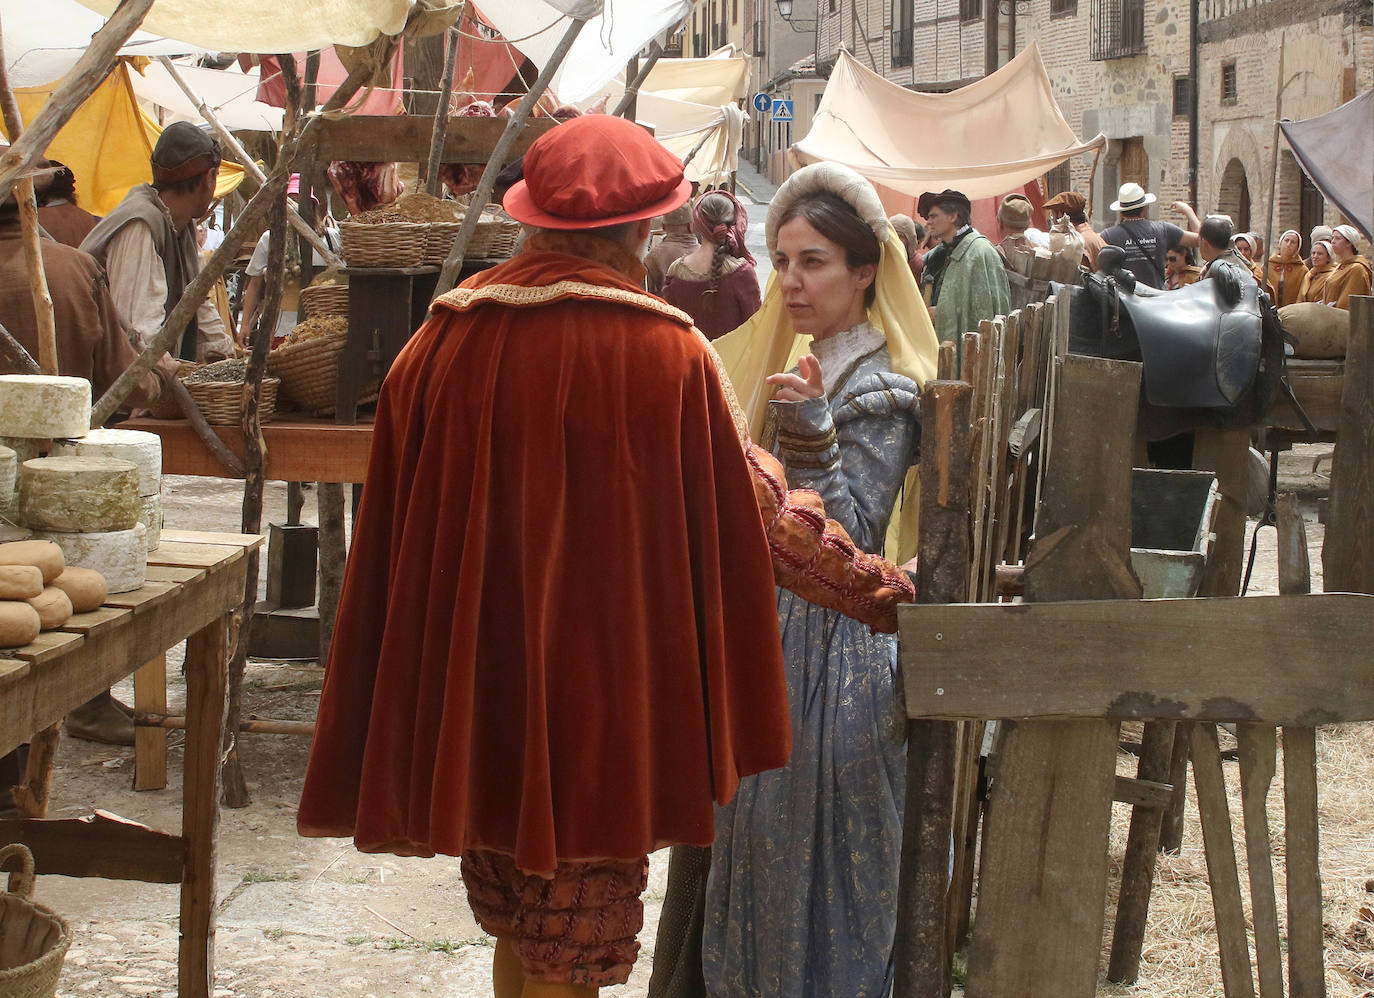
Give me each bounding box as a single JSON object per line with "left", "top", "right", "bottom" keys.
{"left": 132, "top": 61, "right": 285, "bottom": 133}
{"left": 1, "top": 63, "right": 246, "bottom": 215}
{"left": 794, "top": 44, "right": 1106, "bottom": 202}
{"left": 1279, "top": 90, "right": 1373, "bottom": 240}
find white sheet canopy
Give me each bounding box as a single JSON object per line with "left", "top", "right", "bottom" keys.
{"left": 794, "top": 45, "right": 1106, "bottom": 201}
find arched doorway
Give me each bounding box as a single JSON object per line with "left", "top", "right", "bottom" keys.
{"left": 1217, "top": 158, "right": 1251, "bottom": 232}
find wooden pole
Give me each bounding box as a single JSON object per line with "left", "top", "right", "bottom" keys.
{"left": 0, "top": 320, "right": 39, "bottom": 374}
{"left": 135, "top": 711, "right": 315, "bottom": 738}
{"left": 1262, "top": 33, "right": 1286, "bottom": 294}
{"left": 612, "top": 42, "right": 665, "bottom": 119}
{"left": 92, "top": 44, "right": 393, "bottom": 426}
{"left": 0, "top": 0, "right": 157, "bottom": 206}
{"left": 424, "top": 26, "right": 460, "bottom": 196}
{"left": 1323, "top": 294, "right": 1374, "bottom": 594}
{"left": 155, "top": 57, "right": 343, "bottom": 269}
{"left": 432, "top": 16, "right": 587, "bottom": 299}
{"left": 894, "top": 380, "right": 973, "bottom": 998}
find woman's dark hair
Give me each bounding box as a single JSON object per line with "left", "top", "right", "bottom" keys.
{"left": 696, "top": 191, "right": 737, "bottom": 294}
{"left": 776, "top": 191, "right": 881, "bottom": 308}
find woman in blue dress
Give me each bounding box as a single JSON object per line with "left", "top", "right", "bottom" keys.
{"left": 702, "top": 163, "right": 940, "bottom": 997}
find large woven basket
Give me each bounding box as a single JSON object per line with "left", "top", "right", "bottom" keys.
{"left": 0, "top": 844, "right": 71, "bottom": 998}
{"left": 268, "top": 331, "right": 377, "bottom": 416}
{"left": 340, "top": 221, "right": 426, "bottom": 268}
{"left": 421, "top": 216, "right": 521, "bottom": 264}
{"left": 145, "top": 360, "right": 199, "bottom": 421}
{"left": 182, "top": 377, "right": 279, "bottom": 426}
{"left": 298, "top": 284, "right": 349, "bottom": 319}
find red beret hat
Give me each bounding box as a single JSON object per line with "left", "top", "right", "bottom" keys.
{"left": 503, "top": 114, "right": 692, "bottom": 230}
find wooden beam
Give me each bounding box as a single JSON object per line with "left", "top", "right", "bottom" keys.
{"left": 1283, "top": 726, "right": 1325, "bottom": 997}
{"left": 901, "top": 593, "right": 1374, "bottom": 725}
{"left": 0, "top": 810, "right": 186, "bottom": 883}
{"left": 1112, "top": 773, "right": 1174, "bottom": 811}
{"left": 121, "top": 417, "right": 373, "bottom": 484}
{"left": 960, "top": 354, "right": 1141, "bottom": 997}
{"left": 1235, "top": 722, "right": 1284, "bottom": 997}
{"left": 1323, "top": 294, "right": 1373, "bottom": 594}
{"left": 424, "top": 27, "right": 460, "bottom": 195}
{"left": 311, "top": 114, "right": 557, "bottom": 164}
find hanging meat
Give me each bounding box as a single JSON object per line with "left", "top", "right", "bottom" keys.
{"left": 438, "top": 73, "right": 498, "bottom": 199}
{"left": 327, "top": 160, "right": 405, "bottom": 216}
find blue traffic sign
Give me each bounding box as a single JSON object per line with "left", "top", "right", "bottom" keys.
{"left": 771, "top": 99, "right": 794, "bottom": 122}
{"left": 752, "top": 92, "right": 772, "bottom": 113}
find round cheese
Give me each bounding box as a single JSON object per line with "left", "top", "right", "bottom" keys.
{"left": 0, "top": 539, "right": 65, "bottom": 582}
{"left": 0, "top": 375, "right": 91, "bottom": 439}
{"left": 0, "top": 437, "right": 39, "bottom": 464}
{"left": 27, "top": 586, "right": 72, "bottom": 630}
{"left": 0, "top": 445, "right": 15, "bottom": 515}
{"left": 139, "top": 493, "right": 162, "bottom": 551}
{"left": 0, "top": 564, "right": 43, "bottom": 600}
{"left": 0, "top": 600, "right": 40, "bottom": 647}
{"left": 51, "top": 428, "right": 162, "bottom": 496}
{"left": 19, "top": 456, "right": 140, "bottom": 533}
{"left": 53, "top": 566, "right": 107, "bottom": 613}
{"left": 36, "top": 524, "right": 146, "bottom": 593}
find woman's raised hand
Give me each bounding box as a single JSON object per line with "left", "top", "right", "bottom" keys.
{"left": 766, "top": 354, "right": 825, "bottom": 402}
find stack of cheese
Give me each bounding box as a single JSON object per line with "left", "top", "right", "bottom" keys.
{"left": 0, "top": 539, "right": 108, "bottom": 647}
{"left": 52, "top": 428, "right": 163, "bottom": 552}
{"left": 0, "top": 375, "right": 151, "bottom": 594}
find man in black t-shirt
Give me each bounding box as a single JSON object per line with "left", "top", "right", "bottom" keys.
{"left": 1100, "top": 183, "right": 1199, "bottom": 290}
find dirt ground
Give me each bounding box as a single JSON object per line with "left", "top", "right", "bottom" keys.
{"left": 30, "top": 443, "right": 1374, "bottom": 997}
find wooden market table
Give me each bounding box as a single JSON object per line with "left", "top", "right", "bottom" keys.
{"left": 122, "top": 415, "right": 374, "bottom": 484}
{"left": 0, "top": 530, "right": 262, "bottom": 998}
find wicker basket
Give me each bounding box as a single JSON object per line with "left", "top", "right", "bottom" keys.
{"left": 145, "top": 360, "right": 199, "bottom": 421}
{"left": 0, "top": 844, "right": 71, "bottom": 998}
{"left": 299, "top": 284, "right": 350, "bottom": 319}
{"left": 268, "top": 331, "right": 377, "bottom": 416}
{"left": 182, "top": 377, "right": 279, "bottom": 426}
{"left": 340, "top": 221, "right": 427, "bottom": 268}
{"left": 421, "top": 216, "right": 522, "bottom": 264}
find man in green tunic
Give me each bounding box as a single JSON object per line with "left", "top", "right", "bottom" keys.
{"left": 919, "top": 188, "right": 1010, "bottom": 354}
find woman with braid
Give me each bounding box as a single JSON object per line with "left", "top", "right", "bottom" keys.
{"left": 661, "top": 189, "right": 762, "bottom": 338}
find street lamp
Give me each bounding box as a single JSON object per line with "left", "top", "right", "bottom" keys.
{"left": 776, "top": 0, "right": 793, "bottom": 15}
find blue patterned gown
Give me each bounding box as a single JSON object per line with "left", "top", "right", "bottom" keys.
{"left": 703, "top": 323, "right": 921, "bottom": 998}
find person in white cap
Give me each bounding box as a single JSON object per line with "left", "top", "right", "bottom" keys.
{"left": 1100, "top": 183, "right": 1199, "bottom": 290}
{"left": 1321, "top": 224, "right": 1372, "bottom": 309}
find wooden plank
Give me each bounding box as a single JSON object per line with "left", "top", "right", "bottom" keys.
{"left": 0, "top": 810, "right": 186, "bottom": 883}
{"left": 1323, "top": 295, "right": 1374, "bottom": 594}
{"left": 160, "top": 529, "right": 265, "bottom": 548}
{"left": 894, "top": 381, "right": 972, "bottom": 998}
{"left": 0, "top": 658, "right": 30, "bottom": 684}
{"left": 1112, "top": 772, "right": 1174, "bottom": 811}
{"left": 144, "top": 564, "right": 207, "bottom": 586}
{"left": 310, "top": 113, "right": 557, "bottom": 164}
{"left": 1159, "top": 721, "right": 1193, "bottom": 854}
{"left": 11, "top": 630, "right": 84, "bottom": 666}
{"left": 1108, "top": 721, "right": 1179, "bottom": 983}
{"left": 123, "top": 416, "right": 375, "bottom": 484}
{"left": 147, "top": 541, "right": 244, "bottom": 571}
{"left": 1235, "top": 723, "right": 1284, "bottom": 998}
{"left": 103, "top": 580, "right": 178, "bottom": 614}
{"left": 1194, "top": 427, "right": 1252, "bottom": 597}
{"left": 901, "top": 594, "right": 1374, "bottom": 725}
{"left": 1190, "top": 723, "right": 1257, "bottom": 998}
{"left": 180, "top": 614, "right": 230, "bottom": 998}
{"left": 133, "top": 654, "right": 168, "bottom": 792}
{"left": 1283, "top": 726, "right": 1325, "bottom": 997}
{"left": 12, "top": 722, "right": 59, "bottom": 817}
{"left": 962, "top": 354, "right": 1141, "bottom": 998}
{"left": 58, "top": 605, "right": 132, "bottom": 638}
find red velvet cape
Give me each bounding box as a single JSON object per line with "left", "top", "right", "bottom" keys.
{"left": 297, "top": 248, "right": 791, "bottom": 874}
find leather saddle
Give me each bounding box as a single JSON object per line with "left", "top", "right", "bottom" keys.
{"left": 1054, "top": 247, "right": 1283, "bottom": 437}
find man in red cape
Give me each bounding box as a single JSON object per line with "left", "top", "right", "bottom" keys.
{"left": 298, "top": 114, "right": 914, "bottom": 996}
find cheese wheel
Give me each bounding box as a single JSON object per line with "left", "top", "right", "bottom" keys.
{"left": 0, "top": 445, "right": 15, "bottom": 515}
{"left": 35, "top": 524, "right": 146, "bottom": 593}
{"left": 19, "top": 456, "right": 140, "bottom": 532}
{"left": 52, "top": 566, "right": 107, "bottom": 613}
{"left": 0, "top": 564, "right": 43, "bottom": 600}
{"left": 0, "top": 437, "right": 41, "bottom": 463}
{"left": 51, "top": 428, "right": 162, "bottom": 496}
{"left": 0, "top": 375, "right": 91, "bottom": 439}
{"left": 139, "top": 493, "right": 162, "bottom": 551}
{"left": 0, "top": 600, "right": 40, "bottom": 647}
{"left": 27, "top": 586, "right": 72, "bottom": 630}
{"left": 0, "top": 539, "right": 65, "bottom": 582}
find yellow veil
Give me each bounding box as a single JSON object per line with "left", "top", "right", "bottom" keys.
{"left": 713, "top": 162, "right": 940, "bottom": 562}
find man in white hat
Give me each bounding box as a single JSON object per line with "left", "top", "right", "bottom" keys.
{"left": 1100, "top": 182, "right": 1198, "bottom": 290}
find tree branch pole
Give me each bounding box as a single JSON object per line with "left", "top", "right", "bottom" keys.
{"left": 0, "top": 0, "right": 156, "bottom": 206}
{"left": 91, "top": 44, "right": 395, "bottom": 426}
{"left": 612, "top": 41, "right": 664, "bottom": 119}
{"left": 424, "top": 25, "right": 460, "bottom": 195}
{"left": 432, "top": 16, "right": 588, "bottom": 299}
{"left": 155, "top": 57, "right": 343, "bottom": 269}
{"left": 0, "top": 14, "right": 58, "bottom": 376}
{"left": 1262, "top": 32, "right": 1286, "bottom": 287}
{"left": 0, "top": 321, "right": 39, "bottom": 374}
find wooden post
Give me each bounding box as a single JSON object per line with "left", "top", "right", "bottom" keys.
{"left": 13, "top": 177, "right": 56, "bottom": 374}
{"left": 132, "top": 654, "right": 168, "bottom": 791}
{"left": 1323, "top": 295, "right": 1373, "bottom": 594}
{"left": 964, "top": 355, "right": 1142, "bottom": 997}
{"left": 1193, "top": 427, "right": 1251, "bottom": 597}
{"left": 0, "top": 320, "right": 38, "bottom": 374}
{"left": 894, "top": 381, "right": 972, "bottom": 998}
{"left": 433, "top": 16, "right": 587, "bottom": 300}
{"left": 1235, "top": 722, "right": 1283, "bottom": 997}
{"left": 424, "top": 27, "right": 460, "bottom": 196}
{"left": 612, "top": 42, "right": 665, "bottom": 119}
{"left": 0, "top": 0, "right": 157, "bottom": 206}
{"left": 316, "top": 482, "right": 347, "bottom": 664}
{"left": 11, "top": 722, "right": 59, "bottom": 817}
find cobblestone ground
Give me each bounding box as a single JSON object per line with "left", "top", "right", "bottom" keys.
{"left": 30, "top": 445, "right": 1366, "bottom": 997}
